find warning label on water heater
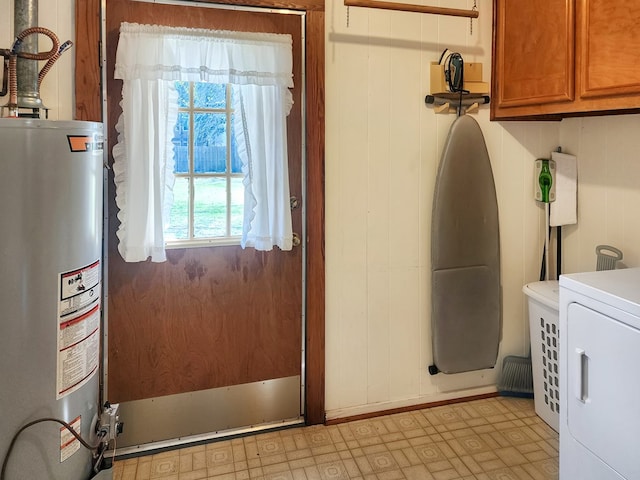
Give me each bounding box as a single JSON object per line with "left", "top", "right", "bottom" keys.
{"left": 60, "top": 416, "right": 82, "bottom": 462}
{"left": 56, "top": 260, "right": 101, "bottom": 399}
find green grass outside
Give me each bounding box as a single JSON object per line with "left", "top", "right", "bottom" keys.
{"left": 165, "top": 177, "right": 244, "bottom": 240}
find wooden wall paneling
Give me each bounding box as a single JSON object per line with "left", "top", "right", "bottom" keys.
{"left": 75, "top": 0, "right": 101, "bottom": 121}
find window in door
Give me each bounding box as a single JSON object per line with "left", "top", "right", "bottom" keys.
{"left": 165, "top": 81, "right": 244, "bottom": 248}
{"left": 113, "top": 22, "right": 295, "bottom": 261}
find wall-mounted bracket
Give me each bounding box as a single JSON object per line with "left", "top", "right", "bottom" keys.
{"left": 425, "top": 94, "right": 490, "bottom": 116}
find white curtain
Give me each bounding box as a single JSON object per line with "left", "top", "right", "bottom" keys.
{"left": 233, "top": 84, "right": 292, "bottom": 251}
{"left": 113, "top": 22, "right": 294, "bottom": 262}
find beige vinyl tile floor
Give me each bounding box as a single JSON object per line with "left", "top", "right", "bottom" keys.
{"left": 112, "top": 396, "right": 559, "bottom": 480}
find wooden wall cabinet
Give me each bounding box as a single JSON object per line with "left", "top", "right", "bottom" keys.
{"left": 491, "top": 0, "right": 640, "bottom": 120}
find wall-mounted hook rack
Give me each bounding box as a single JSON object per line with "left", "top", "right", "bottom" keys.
{"left": 425, "top": 94, "right": 490, "bottom": 115}
{"left": 344, "top": 0, "right": 479, "bottom": 19}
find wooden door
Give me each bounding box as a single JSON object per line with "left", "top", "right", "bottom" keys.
{"left": 492, "top": 0, "right": 575, "bottom": 110}
{"left": 105, "top": 0, "right": 305, "bottom": 447}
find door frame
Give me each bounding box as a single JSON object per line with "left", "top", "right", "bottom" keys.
{"left": 74, "top": 0, "right": 325, "bottom": 425}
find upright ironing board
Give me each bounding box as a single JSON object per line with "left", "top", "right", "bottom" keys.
{"left": 430, "top": 115, "right": 500, "bottom": 374}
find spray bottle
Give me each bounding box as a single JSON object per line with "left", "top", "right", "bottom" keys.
{"left": 535, "top": 158, "right": 556, "bottom": 280}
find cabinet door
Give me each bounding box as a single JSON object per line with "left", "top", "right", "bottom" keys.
{"left": 493, "top": 0, "right": 575, "bottom": 109}
{"left": 579, "top": 0, "right": 640, "bottom": 98}
{"left": 566, "top": 303, "right": 640, "bottom": 480}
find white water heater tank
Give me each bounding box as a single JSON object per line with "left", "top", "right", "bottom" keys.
{"left": 0, "top": 119, "right": 104, "bottom": 479}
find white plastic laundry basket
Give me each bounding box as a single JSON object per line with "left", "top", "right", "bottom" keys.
{"left": 522, "top": 280, "right": 560, "bottom": 432}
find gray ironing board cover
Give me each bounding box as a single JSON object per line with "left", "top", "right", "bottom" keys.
{"left": 431, "top": 115, "right": 501, "bottom": 374}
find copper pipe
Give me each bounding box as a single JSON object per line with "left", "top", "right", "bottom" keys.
{"left": 8, "top": 55, "right": 18, "bottom": 116}
{"left": 5, "top": 27, "right": 60, "bottom": 116}
{"left": 38, "top": 40, "right": 73, "bottom": 89}
{"left": 12, "top": 26, "right": 60, "bottom": 60}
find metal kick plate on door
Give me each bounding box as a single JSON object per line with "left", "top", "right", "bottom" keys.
{"left": 114, "top": 376, "right": 303, "bottom": 454}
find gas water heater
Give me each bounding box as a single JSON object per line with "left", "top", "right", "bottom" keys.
{"left": 0, "top": 119, "right": 114, "bottom": 479}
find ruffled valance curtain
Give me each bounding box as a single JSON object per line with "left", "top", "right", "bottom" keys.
{"left": 113, "top": 22, "right": 294, "bottom": 262}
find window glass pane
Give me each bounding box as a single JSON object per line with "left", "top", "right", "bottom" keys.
{"left": 230, "top": 177, "right": 244, "bottom": 236}
{"left": 165, "top": 177, "right": 190, "bottom": 240}
{"left": 230, "top": 113, "right": 243, "bottom": 174}
{"left": 166, "top": 82, "right": 244, "bottom": 246}
{"left": 194, "top": 83, "right": 226, "bottom": 109}
{"left": 193, "top": 177, "right": 227, "bottom": 238}
{"left": 175, "top": 81, "right": 190, "bottom": 108}
{"left": 194, "top": 113, "right": 227, "bottom": 173}
{"left": 172, "top": 112, "right": 190, "bottom": 174}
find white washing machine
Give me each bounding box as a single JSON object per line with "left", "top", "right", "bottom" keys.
{"left": 559, "top": 268, "right": 640, "bottom": 480}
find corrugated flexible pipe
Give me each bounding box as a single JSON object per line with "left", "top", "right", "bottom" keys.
{"left": 38, "top": 40, "right": 73, "bottom": 89}
{"left": 6, "top": 27, "right": 60, "bottom": 117}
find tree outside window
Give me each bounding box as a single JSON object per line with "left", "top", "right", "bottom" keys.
{"left": 165, "top": 82, "right": 244, "bottom": 247}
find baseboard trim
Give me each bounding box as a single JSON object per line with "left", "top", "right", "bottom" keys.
{"left": 325, "top": 387, "right": 499, "bottom": 425}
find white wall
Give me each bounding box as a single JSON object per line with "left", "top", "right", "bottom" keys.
{"left": 324, "top": 0, "right": 640, "bottom": 419}
{"left": 0, "top": 0, "right": 75, "bottom": 119}
{"left": 559, "top": 116, "right": 640, "bottom": 273}
{"left": 4, "top": 0, "right": 639, "bottom": 421}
